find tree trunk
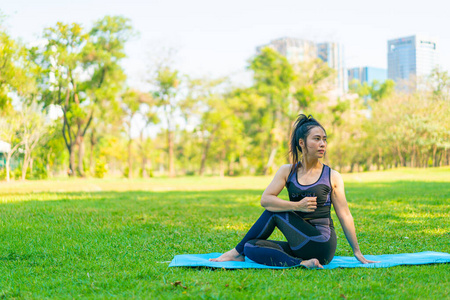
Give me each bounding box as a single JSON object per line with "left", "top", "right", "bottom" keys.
{"left": 69, "top": 146, "right": 75, "bottom": 177}
{"left": 159, "top": 152, "right": 165, "bottom": 175}
{"left": 168, "top": 130, "right": 175, "bottom": 177}
{"left": 29, "top": 158, "right": 34, "bottom": 174}
{"left": 21, "top": 150, "right": 30, "bottom": 180}
{"left": 142, "top": 156, "right": 148, "bottom": 178}
{"left": 264, "top": 146, "right": 278, "bottom": 175}
{"left": 199, "top": 134, "right": 215, "bottom": 176}
{"left": 46, "top": 151, "right": 51, "bottom": 178}
{"left": 219, "top": 149, "right": 225, "bottom": 178}
{"left": 128, "top": 138, "right": 132, "bottom": 179}
{"left": 89, "top": 131, "right": 96, "bottom": 174}
{"left": 378, "top": 147, "right": 383, "bottom": 170}
{"left": 263, "top": 129, "right": 274, "bottom": 175}
{"left": 432, "top": 144, "right": 438, "bottom": 167}
{"left": 77, "top": 136, "right": 85, "bottom": 177}
{"left": 5, "top": 154, "right": 11, "bottom": 182}
{"left": 228, "top": 159, "right": 234, "bottom": 176}
{"left": 397, "top": 144, "right": 405, "bottom": 166}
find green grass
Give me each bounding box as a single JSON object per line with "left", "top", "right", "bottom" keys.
{"left": 0, "top": 167, "right": 449, "bottom": 299}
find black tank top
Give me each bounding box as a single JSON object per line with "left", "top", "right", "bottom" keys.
{"left": 285, "top": 164, "right": 333, "bottom": 221}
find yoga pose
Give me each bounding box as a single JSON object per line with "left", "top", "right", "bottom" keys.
{"left": 210, "top": 114, "right": 378, "bottom": 268}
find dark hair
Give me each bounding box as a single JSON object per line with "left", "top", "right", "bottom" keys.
{"left": 289, "top": 114, "right": 326, "bottom": 175}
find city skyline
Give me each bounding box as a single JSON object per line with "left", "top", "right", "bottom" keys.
{"left": 259, "top": 37, "right": 348, "bottom": 95}
{"left": 1, "top": 0, "right": 449, "bottom": 89}
{"left": 388, "top": 35, "right": 439, "bottom": 90}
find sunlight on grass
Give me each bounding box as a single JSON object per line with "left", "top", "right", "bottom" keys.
{"left": 212, "top": 223, "right": 250, "bottom": 232}
{"left": 0, "top": 168, "right": 449, "bottom": 298}
{"left": 0, "top": 167, "right": 448, "bottom": 196}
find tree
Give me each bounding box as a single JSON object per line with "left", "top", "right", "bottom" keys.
{"left": 0, "top": 111, "right": 22, "bottom": 181}
{"left": 248, "top": 47, "right": 295, "bottom": 174}
{"left": 121, "top": 89, "right": 158, "bottom": 178}
{"left": 0, "top": 26, "right": 35, "bottom": 111}
{"left": 428, "top": 67, "right": 450, "bottom": 101}
{"left": 18, "top": 102, "right": 48, "bottom": 180}
{"left": 349, "top": 79, "right": 395, "bottom": 103}
{"left": 82, "top": 16, "right": 133, "bottom": 176}
{"left": 121, "top": 89, "right": 141, "bottom": 178}
{"left": 34, "top": 16, "right": 133, "bottom": 177}
{"left": 136, "top": 98, "right": 159, "bottom": 178}
{"left": 292, "top": 58, "right": 335, "bottom": 109}
{"left": 151, "top": 65, "right": 182, "bottom": 177}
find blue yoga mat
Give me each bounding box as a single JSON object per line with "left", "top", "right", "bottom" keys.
{"left": 169, "top": 251, "right": 450, "bottom": 269}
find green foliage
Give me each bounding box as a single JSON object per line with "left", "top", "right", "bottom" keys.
{"left": 428, "top": 67, "right": 450, "bottom": 101}
{"left": 293, "top": 58, "right": 335, "bottom": 109}
{"left": 94, "top": 159, "right": 107, "bottom": 178}
{"left": 0, "top": 26, "right": 36, "bottom": 111}
{"left": 349, "top": 79, "right": 395, "bottom": 102}
{"left": 33, "top": 16, "right": 134, "bottom": 177}
{"left": 1, "top": 15, "right": 449, "bottom": 178}
{"left": 249, "top": 47, "right": 294, "bottom": 96}
{"left": 123, "top": 166, "right": 129, "bottom": 178}
{"left": 25, "top": 160, "right": 48, "bottom": 180}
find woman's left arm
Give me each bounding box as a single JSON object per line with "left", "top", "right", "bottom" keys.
{"left": 331, "top": 170, "right": 379, "bottom": 264}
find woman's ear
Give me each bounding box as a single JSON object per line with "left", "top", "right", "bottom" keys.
{"left": 298, "top": 139, "right": 304, "bottom": 148}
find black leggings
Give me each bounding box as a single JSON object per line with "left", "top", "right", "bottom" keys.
{"left": 235, "top": 210, "right": 336, "bottom": 266}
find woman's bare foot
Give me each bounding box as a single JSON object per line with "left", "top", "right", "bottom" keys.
{"left": 300, "top": 258, "right": 324, "bottom": 269}
{"left": 209, "top": 248, "right": 245, "bottom": 262}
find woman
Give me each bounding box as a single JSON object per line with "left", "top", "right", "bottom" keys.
{"left": 210, "top": 114, "right": 378, "bottom": 268}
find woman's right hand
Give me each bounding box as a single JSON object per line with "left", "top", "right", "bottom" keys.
{"left": 294, "top": 197, "right": 317, "bottom": 212}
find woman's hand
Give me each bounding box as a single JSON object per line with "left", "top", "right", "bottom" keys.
{"left": 294, "top": 196, "right": 317, "bottom": 213}
{"left": 354, "top": 251, "right": 380, "bottom": 264}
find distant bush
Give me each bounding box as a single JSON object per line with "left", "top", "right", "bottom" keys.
{"left": 27, "top": 160, "right": 48, "bottom": 180}
{"left": 94, "top": 160, "right": 107, "bottom": 178}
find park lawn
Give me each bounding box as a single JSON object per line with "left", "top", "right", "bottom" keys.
{"left": 0, "top": 168, "right": 449, "bottom": 299}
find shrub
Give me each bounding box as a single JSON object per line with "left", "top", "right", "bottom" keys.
{"left": 94, "top": 160, "right": 107, "bottom": 178}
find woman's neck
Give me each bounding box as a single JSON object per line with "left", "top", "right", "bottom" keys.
{"left": 300, "top": 157, "right": 321, "bottom": 172}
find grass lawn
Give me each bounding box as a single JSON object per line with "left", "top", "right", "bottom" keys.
{"left": 0, "top": 167, "right": 449, "bottom": 299}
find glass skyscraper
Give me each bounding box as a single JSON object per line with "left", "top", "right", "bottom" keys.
{"left": 257, "top": 37, "right": 317, "bottom": 65}
{"left": 257, "top": 38, "right": 347, "bottom": 96}
{"left": 387, "top": 35, "right": 438, "bottom": 90}
{"left": 317, "top": 42, "right": 348, "bottom": 95}
{"left": 348, "top": 67, "right": 387, "bottom": 86}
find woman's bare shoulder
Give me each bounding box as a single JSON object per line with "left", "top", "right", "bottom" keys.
{"left": 329, "top": 168, "right": 344, "bottom": 187}
{"left": 277, "top": 164, "right": 293, "bottom": 180}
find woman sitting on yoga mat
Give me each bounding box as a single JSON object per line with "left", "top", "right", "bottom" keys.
{"left": 210, "top": 114, "right": 378, "bottom": 269}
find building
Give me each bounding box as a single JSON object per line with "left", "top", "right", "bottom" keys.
{"left": 387, "top": 35, "right": 438, "bottom": 90}
{"left": 258, "top": 38, "right": 348, "bottom": 96}
{"left": 348, "top": 67, "right": 387, "bottom": 86}
{"left": 317, "top": 42, "right": 348, "bottom": 95}
{"left": 0, "top": 140, "right": 11, "bottom": 169}
{"left": 257, "top": 37, "right": 317, "bottom": 65}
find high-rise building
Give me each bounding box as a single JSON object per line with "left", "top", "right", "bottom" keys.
{"left": 387, "top": 35, "right": 438, "bottom": 90}
{"left": 348, "top": 67, "right": 387, "bottom": 86}
{"left": 257, "top": 37, "right": 317, "bottom": 64}
{"left": 257, "top": 38, "right": 347, "bottom": 96}
{"left": 317, "top": 42, "right": 347, "bottom": 95}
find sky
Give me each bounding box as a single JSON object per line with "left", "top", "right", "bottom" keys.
{"left": 1, "top": 0, "right": 449, "bottom": 89}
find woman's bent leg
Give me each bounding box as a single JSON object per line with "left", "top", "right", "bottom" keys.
{"left": 235, "top": 210, "right": 277, "bottom": 254}
{"left": 237, "top": 211, "right": 336, "bottom": 265}
{"left": 243, "top": 239, "right": 303, "bottom": 267}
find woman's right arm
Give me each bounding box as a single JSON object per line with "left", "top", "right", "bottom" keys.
{"left": 260, "top": 165, "right": 317, "bottom": 213}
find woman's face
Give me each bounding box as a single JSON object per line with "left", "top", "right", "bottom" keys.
{"left": 300, "top": 126, "right": 327, "bottom": 158}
